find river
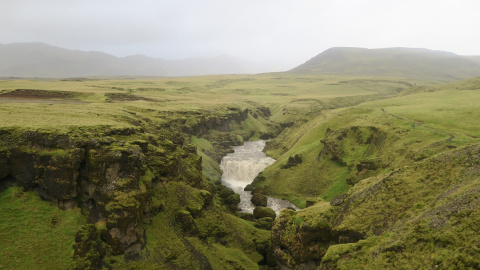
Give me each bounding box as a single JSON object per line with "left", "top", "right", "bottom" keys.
{"left": 219, "top": 140, "right": 298, "bottom": 215}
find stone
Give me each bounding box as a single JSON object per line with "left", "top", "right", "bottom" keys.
{"left": 0, "top": 149, "right": 9, "bottom": 179}
{"left": 9, "top": 149, "right": 35, "bottom": 187}
{"left": 254, "top": 217, "right": 274, "bottom": 230}
{"left": 330, "top": 194, "right": 347, "bottom": 206}
{"left": 306, "top": 197, "right": 317, "bottom": 207}
{"left": 251, "top": 193, "right": 268, "bottom": 207}
{"left": 253, "top": 206, "right": 276, "bottom": 220}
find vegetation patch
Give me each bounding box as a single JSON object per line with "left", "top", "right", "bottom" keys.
{"left": 0, "top": 186, "right": 86, "bottom": 269}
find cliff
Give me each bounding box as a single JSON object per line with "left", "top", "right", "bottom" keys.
{"left": 0, "top": 105, "right": 278, "bottom": 269}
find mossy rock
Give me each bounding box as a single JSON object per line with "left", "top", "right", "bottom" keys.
{"left": 254, "top": 217, "right": 274, "bottom": 230}
{"left": 243, "top": 184, "right": 253, "bottom": 191}
{"left": 253, "top": 207, "right": 276, "bottom": 220}
{"left": 217, "top": 186, "right": 235, "bottom": 199}
{"left": 198, "top": 190, "right": 213, "bottom": 208}
{"left": 237, "top": 212, "right": 255, "bottom": 221}
{"left": 321, "top": 243, "right": 358, "bottom": 263}
{"left": 223, "top": 193, "right": 240, "bottom": 206}
{"left": 283, "top": 154, "right": 303, "bottom": 169}
{"left": 73, "top": 224, "right": 101, "bottom": 270}
{"left": 175, "top": 209, "right": 198, "bottom": 236}
{"left": 251, "top": 193, "right": 268, "bottom": 207}
{"left": 185, "top": 190, "right": 213, "bottom": 217}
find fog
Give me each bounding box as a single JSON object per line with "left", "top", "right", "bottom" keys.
{"left": 2, "top": 0, "right": 480, "bottom": 71}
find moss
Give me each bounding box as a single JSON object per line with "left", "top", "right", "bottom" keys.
{"left": 175, "top": 209, "right": 198, "bottom": 236}
{"left": 254, "top": 217, "right": 274, "bottom": 230}
{"left": 321, "top": 243, "right": 358, "bottom": 263}
{"left": 253, "top": 207, "right": 276, "bottom": 220}
{"left": 72, "top": 224, "right": 101, "bottom": 270}
{"left": 251, "top": 193, "right": 268, "bottom": 207}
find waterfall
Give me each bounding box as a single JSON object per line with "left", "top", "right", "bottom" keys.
{"left": 220, "top": 140, "right": 298, "bottom": 215}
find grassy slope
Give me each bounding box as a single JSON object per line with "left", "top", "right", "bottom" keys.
{"left": 0, "top": 187, "right": 87, "bottom": 270}
{"left": 291, "top": 47, "right": 480, "bottom": 82}
{"left": 267, "top": 78, "right": 480, "bottom": 268}
{"left": 111, "top": 182, "right": 270, "bottom": 269}
{"left": 258, "top": 79, "right": 480, "bottom": 207}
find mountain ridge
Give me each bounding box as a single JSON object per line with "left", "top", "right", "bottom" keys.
{"left": 0, "top": 42, "right": 253, "bottom": 78}
{"left": 290, "top": 47, "right": 480, "bottom": 82}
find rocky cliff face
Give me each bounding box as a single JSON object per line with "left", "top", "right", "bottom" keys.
{"left": 0, "top": 106, "right": 269, "bottom": 268}
{"left": 0, "top": 128, "right": 196, "bottom": 257}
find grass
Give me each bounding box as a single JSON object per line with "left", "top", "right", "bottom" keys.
{"left": 0, "top": 187, "right": 86, "bottom": 270}
{"left": 0, "top": 74, "right": 412, "bottom": 131}
{"left": 2, "top": 72, "right": 479, "bottom": 269}
{"left": 257, "top": 79, "right": 480, "bottom": 206}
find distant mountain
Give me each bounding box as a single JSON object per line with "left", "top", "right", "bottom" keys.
{"left": 0, "top": 43, "right": 253, "bottom": 78}
{"left": 290, "top": 47, "right": 480, "bottom": 82}
{"left": 465, "top": 55, "right": 480, "bottom": 66}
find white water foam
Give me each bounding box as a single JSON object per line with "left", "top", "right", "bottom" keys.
{"left": 220, "top": 140, "right": 298, "bottom": 215}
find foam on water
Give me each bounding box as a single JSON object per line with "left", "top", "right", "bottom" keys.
{"left": 220, "top": 140, "right": 298, "bottom": 215}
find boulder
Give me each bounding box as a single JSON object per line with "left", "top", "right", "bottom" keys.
{"left": 223, "top": 193, "right": 240, "bottom": 206}
{"left": 254, "top": 217, "right": 274, "bottom": 230}
{"left": 251, "top": 193, "right": 268, "bottom": 207}
{"left": 253, "top": 206, "right": 276, "bottom": 220}
{"left": 330, "top": 194, "right": 347, "bottom": 206}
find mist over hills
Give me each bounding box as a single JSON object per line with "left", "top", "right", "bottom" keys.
{"left": 290, "top": 47, "right": 480, "bottom": 82}
{"left": 3, "top": 43, "right": 480, "bottom": 80}
{"left": 0, "top": 43, "right": 258, "bottom": 78}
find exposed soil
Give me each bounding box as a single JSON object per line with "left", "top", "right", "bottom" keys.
{"left": 104, "top": 93, "right": 157, "bottom": 102}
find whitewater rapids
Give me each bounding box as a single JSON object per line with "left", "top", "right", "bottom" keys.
{"left": 220, "top": 140, "right": 298, "bottom": 215}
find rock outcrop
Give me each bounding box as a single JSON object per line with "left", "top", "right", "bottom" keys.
{"left": 0, "top": 105, "right": 274, "bottom": 266}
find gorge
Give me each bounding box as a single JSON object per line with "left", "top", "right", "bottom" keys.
{"left": 220, "top": 140, "right": 298, "bottom": 214}
{"left": 1, "top": 71, "right": 480, "bottom": 269}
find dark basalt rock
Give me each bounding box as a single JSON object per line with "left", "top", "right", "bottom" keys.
{"left": 0, "top": 149, "right": 9, "bottom": 179}
{"left": 9, "top": 149, "right": 35, "bottom": 187}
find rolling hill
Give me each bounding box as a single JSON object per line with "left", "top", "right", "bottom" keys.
{"left": 0, "top": 43, "right": 253, "bottom": 78}
{"left": 290, "top": 47, "right": 480, "bottom": 82}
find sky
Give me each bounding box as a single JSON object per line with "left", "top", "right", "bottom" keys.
{"left": 1, "top": 0, "right": 480, "bottom": 71}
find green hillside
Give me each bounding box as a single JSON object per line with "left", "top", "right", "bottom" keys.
{"left": 261, "top": 77, "right": 480, "bottom": 269}
{"left": 290, "top": 47, "right": 480, "bottom": 82}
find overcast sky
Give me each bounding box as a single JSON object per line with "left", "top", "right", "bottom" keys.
{"left": 1, "top": 0, "right": 480, "bottom": 71}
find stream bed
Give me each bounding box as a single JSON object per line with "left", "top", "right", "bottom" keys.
{"left": 220, "top": 140, "right": 298, "bottom": 215}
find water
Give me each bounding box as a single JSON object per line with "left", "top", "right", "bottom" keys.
{"left": 220, "top": 140, "right": 298, "bottom": 215}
